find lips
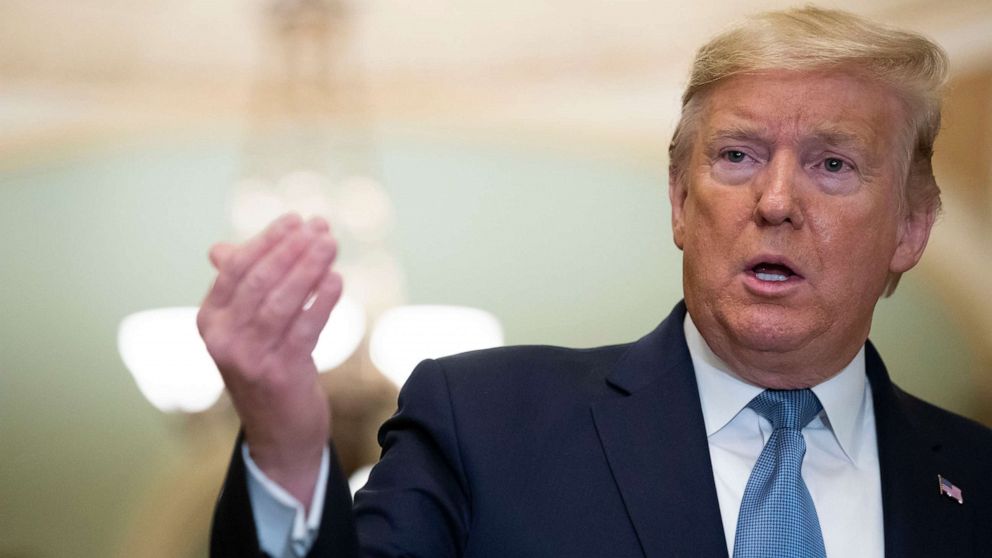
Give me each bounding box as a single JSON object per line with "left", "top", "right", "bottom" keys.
{"left": 753, "top": 262, "right": 795, "bottom": 282}
{"left": 744, "top": 256, "right": 804, "bottom": 283}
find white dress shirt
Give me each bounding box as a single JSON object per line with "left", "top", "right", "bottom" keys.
{"left": 246, "top": 316, "right": 886, "bottom": 557}
{"left": 685, "top": 314, "right": 884, "bottom": 557}
{"left": 244, "top": 444, "right": 329, "bottom": 558}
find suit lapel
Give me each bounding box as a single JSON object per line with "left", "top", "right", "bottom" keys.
{"left": 592, "top": 303, "right": 728, "bottom": 558}
{"left": 867, "top": 343, "right": 974, "bottom": 558}
{"left": 588, "top": 308, "right": 978, "bottom": 558}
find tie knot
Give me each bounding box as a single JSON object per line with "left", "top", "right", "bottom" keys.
{"left": 748, "top": 389, "right": 822, "bottom": 431}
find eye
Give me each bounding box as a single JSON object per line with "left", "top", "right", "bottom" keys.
{"left": 823, "top": 157, "right": 847, "bottom": 172}
{"left": 723, "top": 150, "right": 747, "bottom": 163}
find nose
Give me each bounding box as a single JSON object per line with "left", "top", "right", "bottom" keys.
{"left": 754, "top": 153, "right": 804, "bottom": 229}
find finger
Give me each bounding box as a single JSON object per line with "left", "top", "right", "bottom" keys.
{"left": 227, "top": 213, "right": 304, "bottom": 279}
{"left": 308, "top": 215, "right": 330, "bottom": 234}
{"left": 204, "top": 213, "right": 302, "bottom": 309}
{"left": 209, "top": 243, "right": 236, "bottom": 269}
{"left": 252, "top": 232, "right": 338, "bottom": 338}
{"left": 284, "top": 271, "right": 344, "bottom": 354}
{"left": 227, "top": 224, "right": 321, "bottom": 323}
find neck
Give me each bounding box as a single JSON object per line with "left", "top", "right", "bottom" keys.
{"left": 689, "top": 316, "right": 865, "bottom": 390}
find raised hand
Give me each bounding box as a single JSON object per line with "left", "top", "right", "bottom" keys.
{"left": 198, "top": 213, "right": 342, "bottom": 509}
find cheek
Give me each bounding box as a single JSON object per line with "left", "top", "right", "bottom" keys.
{"left": 808, "top": 205, "right": 899, "bottom": 288}
{"left": 689, "top": 190, "right": 753, "bottom": 239}
{"left": 682, "top": 193, "right": 751, "bottom": 269}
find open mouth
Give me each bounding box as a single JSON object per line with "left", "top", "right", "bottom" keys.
{"left": 751, "top": 262, "right": 798, "bottom": 282}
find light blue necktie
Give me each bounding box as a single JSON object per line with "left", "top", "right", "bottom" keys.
{"left": 732, "top": 389, "right": 827, "bottom": 558}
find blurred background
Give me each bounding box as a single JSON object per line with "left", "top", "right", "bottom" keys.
{"left": 1, "top": 0, "right": 990, "bottom": 556}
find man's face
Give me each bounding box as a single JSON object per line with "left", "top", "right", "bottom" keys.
{"left": 670, "top": 69, "right": 934, "bottom": 384}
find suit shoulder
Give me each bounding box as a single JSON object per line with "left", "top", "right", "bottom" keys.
{"left": 430, "top": 343, "right": 631, "bottom": 395}
{"left": 892, "top": 386, "right": 992, "bottom": 454}
{"left": 438, "top": 343, "right": 631, "bottom": 369}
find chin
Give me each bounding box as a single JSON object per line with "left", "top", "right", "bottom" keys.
{"left": 718, "top": 302, "right": 823, "bottom": 354}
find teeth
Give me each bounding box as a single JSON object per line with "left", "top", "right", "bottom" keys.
{"left": 756, "top": 272, "right": 788, "bottom": 282}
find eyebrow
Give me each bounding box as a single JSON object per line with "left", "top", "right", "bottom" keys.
{"left": 705, "top": 125, "right": 768, "bottom": 145}
{"left": 704, "top": 125, "right": 872, "bottom": 153}
{"left": 806, "top": 128, "right": 872, "bottom": 152}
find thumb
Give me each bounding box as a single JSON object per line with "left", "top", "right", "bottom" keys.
{"left": 209, "top": 243, "right": 236, "bottom": 270}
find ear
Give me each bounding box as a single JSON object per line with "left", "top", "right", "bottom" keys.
{"left": 889, "top": 203, "right": 937, "bottom": 273}
{"left": 669, "top": 166, "right": 688, "bottom": 251}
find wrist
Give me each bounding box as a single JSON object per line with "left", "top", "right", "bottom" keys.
{"left": 238, "top": 378, "right": 331, "bottom": 506}
{"left": 247, "top": 440, "right": 328, "bottom": 512}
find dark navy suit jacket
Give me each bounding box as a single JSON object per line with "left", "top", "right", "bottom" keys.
{"left": 212, "top": 302, "right": 992, "bottom": 557}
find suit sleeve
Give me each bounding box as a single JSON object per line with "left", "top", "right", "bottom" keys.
{"left": 210, "top": 433, "right": 360, "bottom": 558}
{"left": 352, "top": 358, "right": 472, "bottom": 557}
{"left": 211, "top": 358, "right": 470, "bottom": 558}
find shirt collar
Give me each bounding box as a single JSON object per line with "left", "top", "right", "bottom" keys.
{"left": 809, "top": 347, "right": 868, "bottom": 464}
{"left": 684, "top": 313, "right": 868, "bottom": 464}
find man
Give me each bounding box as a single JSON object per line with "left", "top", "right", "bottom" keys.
{"left": 202, "top": 7, "right": 992, "bottom": 557}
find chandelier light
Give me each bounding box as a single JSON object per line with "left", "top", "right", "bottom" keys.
{"left": 119, "top": 294, "right": 367, "bottom": 413}
{"left": 369, "top": 305, "right": 505, "bottom": 389}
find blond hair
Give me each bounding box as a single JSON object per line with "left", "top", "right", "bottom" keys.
{"left": 669, "top": 6, "right": 948, "bottom": 294}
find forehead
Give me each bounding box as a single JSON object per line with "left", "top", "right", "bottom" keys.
{"left": 696, "top": 69, "right": 906, "bottom": 152}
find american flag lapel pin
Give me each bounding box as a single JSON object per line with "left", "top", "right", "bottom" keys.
{"left": 938, "top": 475, "right": 964, "bottom": 504}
